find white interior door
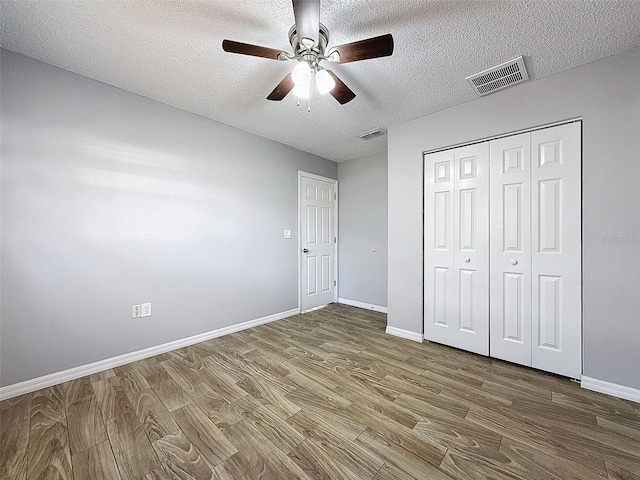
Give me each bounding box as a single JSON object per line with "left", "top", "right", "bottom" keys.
{"left": 300, "top": 173, "right": 337, "bottom": 311}
{"left": 490, "top": 133, "right": 532, "bottom": 365}
{"left": 424, "top": 150, "right": 456, "bottom": 347}
{"left": 531, "top": 122, "right": 582, "bottom": 378}
{"left": 453, "top": 144, "right": 490, "bottom": 355}
{"left": 424, "top": 144, "right": 489, "bottom": 355}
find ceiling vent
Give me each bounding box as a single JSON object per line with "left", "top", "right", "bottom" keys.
{"left": 466, "top": 56, "right": 529, "bottom": 96}
{"left": 357, "top": 127, "right": 387, "bottom": 140}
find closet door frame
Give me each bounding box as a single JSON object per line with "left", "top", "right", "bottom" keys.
{"left": 423, "top": 119, "right": 582, "bottom": 379}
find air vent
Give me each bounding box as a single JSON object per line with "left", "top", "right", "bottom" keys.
{"left": 466, "top": 56, "right": 529, "bottom": 96}
{"left": 357, "top": 127, "right": 387, "bottom": 140}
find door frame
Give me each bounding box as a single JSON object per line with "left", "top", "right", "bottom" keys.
{"left": 298, "top": 171, "right": 339, "bottom": 312}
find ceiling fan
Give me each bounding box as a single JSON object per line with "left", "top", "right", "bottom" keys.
{"left": 222, "top": 0, "right": 394, "bottom": 105}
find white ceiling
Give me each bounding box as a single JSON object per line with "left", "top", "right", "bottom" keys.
{"left": 1, "top": 1, "right": 639, "bottom": 162}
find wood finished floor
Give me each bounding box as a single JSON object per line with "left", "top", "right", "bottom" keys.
{"left": 2, "top": 303, "right": 639, "bottom": 480}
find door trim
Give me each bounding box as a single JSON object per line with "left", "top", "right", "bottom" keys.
{"left": 422, "top": 117, "right": 582, "bottom": 156}
{"left": 298, "top": 171, "right": 339, "bottom": 312}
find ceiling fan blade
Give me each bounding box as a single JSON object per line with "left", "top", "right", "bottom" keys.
{"left": 292, "top": 0, "right": 320, "bottom": 48}
{"left": 267, "top": 73, "right": 295, "bottom": 101}
{"left": 326, "top": 71, "right": 356, "bottom": 104}
{"left": 328, "top": 33, "right": 394, "bottom": 64}
{"left": 222, "top": 39, "right": 286, "bottom": 60}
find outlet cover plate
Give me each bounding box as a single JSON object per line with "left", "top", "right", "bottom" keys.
{"left": 141, "top": 302, "right": 151, "bottom": 317}
{"left": 132, "top": 304, "right": 141, "bottom": 318}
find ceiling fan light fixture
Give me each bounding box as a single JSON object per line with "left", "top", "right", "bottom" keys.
{"left": 293, "top": 81, "right": 310, "bottom": 99}
{"left": 292, "top": 61, "right": 311, "bottom": 85}
{"left": 315, "top": 68, "right": 335, "bottom": 94}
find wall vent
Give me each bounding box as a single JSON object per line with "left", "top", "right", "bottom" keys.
{"left": 466, "top": 56, "right": 529, "bottom": 96}
{"left": 356, "top": 127, "right": 387, "bottom": 140}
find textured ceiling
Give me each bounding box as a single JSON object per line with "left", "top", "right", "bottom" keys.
{"left": 1, "top": 1, "right": 639, "bottom": 162}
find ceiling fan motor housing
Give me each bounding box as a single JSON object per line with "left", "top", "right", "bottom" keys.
{"left": 289, "top": 23, "right": 330, "bottom": 63}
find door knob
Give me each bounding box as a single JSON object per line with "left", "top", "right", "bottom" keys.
{"left": 303, "top": 248, "right": 309, "bottom": 253}
{"left": 511, "top": 258, "right": 518, "bottom": 265}
{"left": 464, "top": 256, "right": 471, "bottom": 263}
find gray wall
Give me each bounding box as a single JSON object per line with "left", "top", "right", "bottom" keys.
{"left": 338, "top": 152, "right": 388, "bottom": 307}
{"left": 0, "top": 50, "right": 337, "bottom": 387}
{"left": 388, "top": 47, "right": 640, "bottom": 390}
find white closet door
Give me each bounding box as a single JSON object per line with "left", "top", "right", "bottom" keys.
{"left": 489, "top": 133, "right": 532, "bottom": 365}
{"left": 531, "top": 122, "right": 582, "bottom": 378}
{"left": 424, "top": 150, "right": 455, "bottom": 347}
{"left": 452, "top": 143, "right": 490, "bottom": 355}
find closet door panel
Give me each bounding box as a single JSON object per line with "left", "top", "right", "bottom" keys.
{"left": 424, "top": 150, "right": 455, "bottom": 347}
{"left": 453, "top": 143, "right": 489, "bottom": 355}
{"left": 531, "top": 122, "right": 582, "bottom": 378}
{"left": 490, "top": 133, "right": 532, "bottom": 366}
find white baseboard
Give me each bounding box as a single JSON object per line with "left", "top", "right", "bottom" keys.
{"left": 581, "top": 376, "right": 640, "bottom": 403}
{"left": 0, "top": 308, "right": 300, "bottom": 401}
{"left": 338, "top": 298, "right": 388, "bottom": 314}
{"left": 385, "top": 326, "right": 423, "bottom": 343}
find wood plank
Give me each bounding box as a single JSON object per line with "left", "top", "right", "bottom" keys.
{"left": 236, "top": 375, "right": 301, "bottom": 420}
{"left": 285, "top": 388, "right": 366, "bottom": 440}
{"left": 144, "top": 467, "right": 172, "bottom": 480}
{"left": 115, "top": 364, "right": 152, "bottom": 402}
{"left": 131, "top": 389, "right": 179, "bottom": 443}
{"left": 211, "top": 463, "right": 233, "bottom": 480}
{"left": 92, "top": 376, "right": 135, "bottom": 421}
{"left": 355, "top": 427, "right": 450, "bottom": 480}
{"left": 412, "top": 405, "right": 502, "bottom": 452}
{"left": 286, "top": 408, "right": 384, "bottom": 479}
{"left": 374, "top": 462, "right": 420, "bottom": 480}
{"left": 71, "top": 440, "right": 122, "bottom": 480}
{"left": 89, "top": 368, "right": 115, "bottom": 384}
{"left": 288, "top": 439, "right": 363, "bottom": 480}
{"left": 285, "top": 368, "right": 352, "bottom": 408}
{"left": 152, "top": 429, "right": 213, "bottom": 480}
{"left": 26, "top": 385, "right": 72, "bottom": 480}
{"left": 606, "top": 461, "right": 640, "bottom": 480}
{"left": 106, "top": 411, "right": 161, "bottom": 480}
{"left": 0, "top": 400, "right": 31, "bottom": 480}
{"left": 186, "top": 381, "right": 244, "bottom": 430}
{"left": 223, "top": 451, "right": 276, "bottom": 479}
{"left": 392, "top": 391, "right": 469, "bottom": 421}
{"left": 219, "top": 420, "right": 312, "bottom": 480}
{"left": 63, "top": 376, "right": 94, "bottom": 407}
{"left": 465, "top": 404, "right": 610, "bottom": 477}
{"left": 231, "top": 396, "right": 305, "bottom": 454}
{"left": 27, "top": 421, "right": 73, "bottom": 480}
{"left": 171, "top": 403, "right": 237, "bottom": 466}
{"left": 67, "top": 395, "right": 108, "bottom": 454}
{"left": 146, "top": 369, "right": 192, "bottom": 412}
{"left": 345, "top": 403, "right": 446, "bottom": 467}
{"left": 597, "top": 415, "right": 640, "bottom": 442}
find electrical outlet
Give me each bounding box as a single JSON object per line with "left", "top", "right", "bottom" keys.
{"left": 132, "top": 304, "right": 141, "bottom": 318}
{"left": 283, "top": 229, "right": 292, "bottom": 239}
{"left": 141, "top": 302, "right": 152, "bottom": 317}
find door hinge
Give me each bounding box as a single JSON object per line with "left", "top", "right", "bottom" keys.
{"left": 334, "top": 280, "right": 336, "bottom": 286}
{"left": 334, "top": 192, "right": 337, "bottom": 200}
{"left": 334, "top": 236, "right": 336, "bottom": 243}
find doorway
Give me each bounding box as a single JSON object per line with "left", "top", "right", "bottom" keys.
{"left": 299, "top": 172, "right": 338, "bottom": 311}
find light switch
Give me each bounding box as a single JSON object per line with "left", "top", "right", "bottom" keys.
{"left": 283, "top": 229, "right": 292, "bottom": 239}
